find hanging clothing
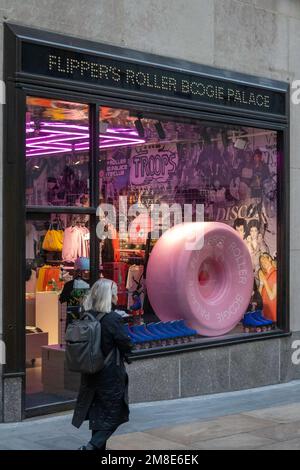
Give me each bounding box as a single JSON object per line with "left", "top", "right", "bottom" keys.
{"left": 36, "top": 265, "right": 61, "bottom": 291}
{"left": 26, "top": 269, "right": 37, "bottom": 294}
{"left": 80, "top": 226, "right": 90, "bottom": 259}
{"left": 63, "top": 226, "right": 81, "bottom": 262}
{"left": 62, "top": 225, "right": 90, "bottom": 262}
{"left": 126, "top": 264, "right": 144, "bottom": 309}
{"left": 43, "top": 267, "right": 61, "bottom": 290}
{"left": 36, "top": 266, "right": 46, "bottom": 292}
{"left": 112, "top": 237, "right": 120, "bottom": 262}
{"left": 100, "top": 222, "right": 120, "bottom": 263}
{"left": 26, "top": 223, "right": 38, "bottom": 260}
{"left": 102, "top": 238, "right": 115, "bottom": 263}
{"left": 102, "top": 262, "right": 128, "bottom": 307}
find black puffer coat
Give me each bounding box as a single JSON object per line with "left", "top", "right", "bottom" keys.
{"left": 72, "top": 311, "right": 133, "bottom": 431}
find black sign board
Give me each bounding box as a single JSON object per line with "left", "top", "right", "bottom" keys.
{"left": 21, "top": 42, "right": 286, "bottom": 116}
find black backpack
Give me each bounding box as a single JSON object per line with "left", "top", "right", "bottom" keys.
{"left": 65, "top": 311, "right": 114, "bottom": 374}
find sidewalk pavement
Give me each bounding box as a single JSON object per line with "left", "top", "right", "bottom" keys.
{"left": 1, "top": 381, "right": 300, "bottom": 450}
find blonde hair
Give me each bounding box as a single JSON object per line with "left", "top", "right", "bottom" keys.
{"left": 83, "top": 278, "right": 118, "bottom": 313}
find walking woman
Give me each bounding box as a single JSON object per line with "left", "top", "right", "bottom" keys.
{"left": 72, "top": 278, "right": 133, "bottom": 451}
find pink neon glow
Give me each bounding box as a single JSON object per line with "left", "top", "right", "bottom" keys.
{"left": 27, "top": 122, "right": 137, "bottom": 134}
{"left": 26, "top": 122, "right": 145, "bottom": 157}
{"left": 107, "top": 128, "right": 138, "bottom": 135}
{"left": 26, "top": 140, "right": 143, "bottom": 157}
{"left": 27, "top": 131, "right": 88, "bottom": 140}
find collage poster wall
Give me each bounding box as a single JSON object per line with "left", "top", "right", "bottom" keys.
{"left": 100, "top": 129, "right": 278, "bottom": 322}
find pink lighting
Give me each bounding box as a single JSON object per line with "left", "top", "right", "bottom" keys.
{"left": 26, "top": 122, "right": 145, "bottom": 157}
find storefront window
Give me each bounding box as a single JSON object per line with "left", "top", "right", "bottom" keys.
{"left": 25, "top": 96, "right": 91, "bottom": 407}
{"left": 25, "top": 212, "right": 90, "bottom": 406}
{"left": 26, "top": 98, "right": 90, "bottom": 207}
{"left": 99, "top": 107, "right": 278, "bottom": 343}
{"left": 24, "top": 97, "right": 279, "bottom": 408}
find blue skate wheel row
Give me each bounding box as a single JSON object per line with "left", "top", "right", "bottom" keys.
{"left": 243, "top": 310, "right": 273, "bottom": 328}
{"left": 124, "top": 320, "right": 198, "bottom": 348}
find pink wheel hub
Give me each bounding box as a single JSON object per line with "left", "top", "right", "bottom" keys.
{"left": 146, "top": 222, "right": 254, "bottom": 337}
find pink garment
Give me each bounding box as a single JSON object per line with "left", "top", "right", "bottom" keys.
{"left": 80, "top": 226, "right": 90, "bottom": 258}
{"left": 62, "top": 226, "right": 90, "bottom": 262}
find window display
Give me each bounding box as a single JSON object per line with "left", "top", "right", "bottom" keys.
{"left": 98, "top": 107, "right": 278, "bottom": 340}
{"left": 25, "top": 97, "right": 279, "bottom": 407}
{"left": 25, "top": 212, "right": 90, "bottom": 406}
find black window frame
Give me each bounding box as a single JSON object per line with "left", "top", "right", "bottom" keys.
{"left": 3, "top": 23, "right": 290, "bottom": 417}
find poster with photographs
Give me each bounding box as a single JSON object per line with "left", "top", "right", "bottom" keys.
{"left": 100, "top": 125, "right": 278, "bottom": 323}
{"left": 99, "top": 147, "right": 131, "bottom": 204}
{"left": 171, "top": 130, "right": 277, "bottom": 322}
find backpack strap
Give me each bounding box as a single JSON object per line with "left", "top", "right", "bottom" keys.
{"left": 81, "top": 312, "right": 96, "bottom": 321}
{"left": 103, "top": 347, "right": 115, "bottom": 366}
{"left": 116, "top": 347, "right": 121, "bottom": 366}
{"left": 96, "top": 312, "right": 107, "bottom": 322}
{"left": 103, "top": 347, "right": 121, "bottom": 366}
{"left": 81, "top": 311, "right": 106, "bottom": 321}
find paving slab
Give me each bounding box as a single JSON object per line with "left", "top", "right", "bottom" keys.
{"left": 250, "top": 421, "right": 300, "bottom": 442}
{"left": 36, "top": 436, "right": 85, "bottom": 451}
{"left": 108, "top": 432, "right": 189, "bottom": 451}
{"left": 190, "top": 433, "right": 276, "bottom": 450}
{"left": 243, "top": 403, "right": 300, "bottom": 424}
{"left": 0, "top": 437, "right": 50, "bottom": 450}
{"left": 146, "top": 414, "right": 275, "bottom": 445}
{"left": 260, "top": 438, "right": 300, "bottom": 451}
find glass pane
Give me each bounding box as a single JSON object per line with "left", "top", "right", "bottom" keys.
{"left": 25, "top": 213, "right": 90, "bottom": 407}
{"left": 26, "top": 97, "right": 90, "bottom": 207}
{"left": 99, "top": 106, "right": 278, "bottom": 348}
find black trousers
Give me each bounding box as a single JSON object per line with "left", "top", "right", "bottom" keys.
{"left": 90, "top": 428, "right": 116, "bottom": 451}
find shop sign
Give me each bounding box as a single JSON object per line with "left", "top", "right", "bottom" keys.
{"left": 21, "top": 42, "right": 286, "bottom": 116}
{"left": 130, "top": 144, "right": 178, "bottom": 185}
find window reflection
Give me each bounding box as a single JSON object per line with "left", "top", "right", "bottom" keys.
{"left": 25, "top": 213, "right": 90, "bottom": 406}
{"left": 99, "top": 107, "right": 278, "bottom": 330}
{"left": 26, "top": 98, "right": 90, "bottom": 207}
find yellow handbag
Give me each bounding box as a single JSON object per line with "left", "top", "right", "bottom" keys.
{"left": 42, "top": 224, "right": 64, "bottom": 252}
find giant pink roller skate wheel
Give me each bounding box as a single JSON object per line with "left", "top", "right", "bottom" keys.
{"left": 146, "top": 222, "right": 254, "bottom": 337}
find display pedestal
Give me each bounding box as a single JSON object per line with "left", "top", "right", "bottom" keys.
{"left": 26, "top": 332, "right": 48, "bottom": 364}
{"left": 25, "top": 294, "right": 36, "bottom": 325}
{"left": 36, "top": 291, "right": 61, "bottom": 344}
{"left": 41, "top": 345, "right": 80, "bottom": 397}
